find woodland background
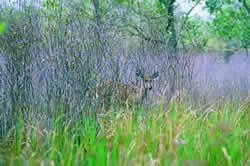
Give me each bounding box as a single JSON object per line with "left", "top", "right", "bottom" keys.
{"left": 0, "top": 0, "right": 249, "bottom": 165}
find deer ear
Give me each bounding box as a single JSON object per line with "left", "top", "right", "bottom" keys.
{"left": 136, "top": 68, "right": 144, "bottom": 78}
{"left": 152, "top": 71, "right": 159, "bottom": 79}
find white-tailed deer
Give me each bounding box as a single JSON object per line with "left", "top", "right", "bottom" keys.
{"left": 95, "top": 69, "right": 159, "bottom": 109}
{"left": 135, "top": 68, "right": 159, "bottom": 103}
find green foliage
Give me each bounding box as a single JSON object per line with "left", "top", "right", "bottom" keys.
{"left": 181, "top": 19, "right": 209, "bottom": 50}
{"left": 205, "top": 0, "right": 225, "bottom": 14}
{"left": 43, "top": 2, "right": 62, "bottom": 18}
{"left": 115, "top": 0, "right": 135, "bottom": 5}
{"left": 0, "top": 103, "right": 249, "bottom": 165}
{"left": 156, "top": 0, "right": 166, "bottom": 15}
{"left": 41, "top": 0, "right": 72, "bottom": 28}
{"left": 206, "top": 0, "right": 250, "bottom": 53}
{"left": 0, "top": 22, "right": 7, "bottom": 35}
{"left": 213, "top": 5, "right": 250, "bottom": 48}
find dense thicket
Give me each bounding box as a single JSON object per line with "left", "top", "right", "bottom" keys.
{"left": 0, "top": 0, "right": 249, "bottom": 137}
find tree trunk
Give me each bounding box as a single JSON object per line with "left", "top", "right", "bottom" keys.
{"left": 161, "top": 0, "right": 177, "bottom": 55}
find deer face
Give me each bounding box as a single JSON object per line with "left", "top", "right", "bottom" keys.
{"left": 136, "top": 68, "right": 159, "bottom": 91}
{"left": 135, "top": 68, "right": 159, "bottom": 104}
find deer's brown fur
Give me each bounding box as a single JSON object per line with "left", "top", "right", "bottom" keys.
{"left": 95, "top": 69, "right": 159, "bottom": 110}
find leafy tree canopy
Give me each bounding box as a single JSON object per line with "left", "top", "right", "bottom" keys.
{"left": 206, "top": 0, "right": 250, "bottom": 52}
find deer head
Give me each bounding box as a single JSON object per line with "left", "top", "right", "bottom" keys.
{"left": 136, "top": 68, "right": 159, "bottom": 103}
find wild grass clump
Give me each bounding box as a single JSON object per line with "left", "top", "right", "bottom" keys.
{"left": 0, "top": 102, "right": 249, "bottom": 166}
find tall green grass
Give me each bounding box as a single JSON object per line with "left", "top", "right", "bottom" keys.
{"left": 0, "top": 102, "right": 249, "bottom": 166}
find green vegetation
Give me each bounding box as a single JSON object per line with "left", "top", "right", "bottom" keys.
{"left": 0, "top": 22, "right": 6, "bottom": 35}
{"left": 206, "top": 0, "right": 250, "bottom": 58}
{"left": 0, "top": 0, "right": 249, "bottom": 165}
{"left": 0, "top": 101, "right": 249, "bottom": 165}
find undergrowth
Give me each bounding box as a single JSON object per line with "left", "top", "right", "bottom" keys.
{"left": 0, "top": 101, "right": 249, "bottom": 166}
